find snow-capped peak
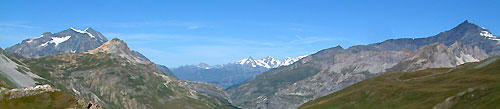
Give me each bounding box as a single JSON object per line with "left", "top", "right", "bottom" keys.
{"left": 480, "top": 30, "right": 494, "bottom": 38}
{"left": 237, "top": 57, "right": 262, "bottom": 67}
{"left": 236, "top": 55, "right": 308, "bottom": 68}
{"left": 282, "top": 55, "right": 307, "bottom": 66}
{"left": 70, "top": 27, "right": 85, "bottom": 33}
{"left": 479, "top": 30, "right": 500, "bottom": 43}
{"left": 70, "top": 27, "right": 96, "bottom": 38}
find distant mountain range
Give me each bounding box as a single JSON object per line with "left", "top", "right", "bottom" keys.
{"left": 172, "top": 56, "right": 307, "bottom": 88}
{"left": 227, "top": 20, "right": 500, "bottom": 109}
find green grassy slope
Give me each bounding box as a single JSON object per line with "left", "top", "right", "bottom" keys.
{"left": 0, "top": 91, "right": 79, "bottom": 109}
{"left": 300, "top": 57, "right": 500, "bottom": 109}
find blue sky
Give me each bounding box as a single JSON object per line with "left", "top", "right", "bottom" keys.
{"left": 1, "top": 0, "right": 499, "bottom": 67}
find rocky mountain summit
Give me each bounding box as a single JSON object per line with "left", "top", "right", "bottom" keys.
{"left": 87, "top": 38, "right": 147, "bottom": 63}
{"left": 5, "top": 27, "right": 108, "bottom": 58}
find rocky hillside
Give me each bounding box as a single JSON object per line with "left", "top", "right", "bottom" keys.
{"left": 1, "top": 47, "right": 101, "bottom": 108}
{"left": 0, "top": 48, "right": 43, "bottom": 88}
{"left": 5, "top": 27, "right": 108, "bottom": 58}
{"left": 388, "top": 42, "right": 488, "bottom": 72}
{"left": 228, "top": 21, "right": 499, "bottom": 108}
{"left": 20, "top": 38, "right": 235, "bottom": 109}
{"left": 300, "top": 56, "right": 500, "bottom": 109}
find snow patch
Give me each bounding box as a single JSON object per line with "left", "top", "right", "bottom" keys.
{"left": 27, "top": 35, "right": 45, "bottom": 43}
{"left": 70, "top": 27, "right": 85, "bottom": 33}
{"left": 37, "top": 36, "right": 72, "bottom": 47}
{"left": 39, "top": 41, "right": 49, "bottom": 47}
{"left": 49, "top": 36, "right": 71, "bottom": 47}
{"left": 480, "top": 30, "right": 500, "bottom": 42}
{"left": 34, "top": 35, "right": 44, "bottom": 39}
{"left": 26, "top": 39, "right": 34, "bottom": 43}
{"left": 70, "top": 27, "right": 95, "bottom": 38}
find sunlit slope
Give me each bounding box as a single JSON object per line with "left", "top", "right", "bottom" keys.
{"left": 300, "top": 57, "right": 500, "bottom": 109}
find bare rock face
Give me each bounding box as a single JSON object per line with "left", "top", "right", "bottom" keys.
{"left": 5, "top": 27, "right": 108, "bottom": 58}
{"left": 389, "top": 42, "right": 489, "bottom": 72}
{"left": 87, "top": 38, "right": 146, "bottom": 64}
{"left": 228, "top": 21, "right": 499, "bottom": 109}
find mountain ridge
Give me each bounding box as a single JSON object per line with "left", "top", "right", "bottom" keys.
{"left": 228, "top": 20, "right": 499, "bottom": 109}
{"left": 300, "top": 56, "right": 500, "bottom": 109}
